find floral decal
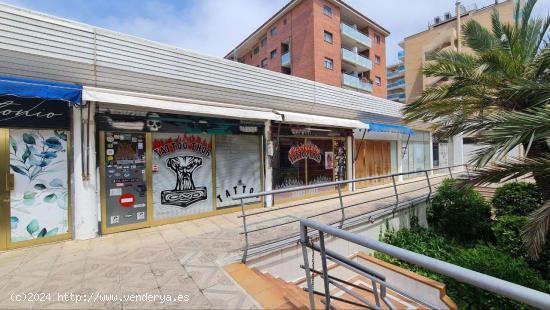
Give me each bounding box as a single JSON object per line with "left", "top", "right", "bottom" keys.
{"left": 9, "top": 129, "right": 68, "bottom": 242}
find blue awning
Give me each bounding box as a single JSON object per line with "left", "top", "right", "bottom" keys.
{"left": 0, "top": 75, "right": 82, "bottom": 104}
{"left": 364, "top": 122, "right": 415, "bottom": 136}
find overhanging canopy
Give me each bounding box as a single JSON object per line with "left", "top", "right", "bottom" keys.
{"left": 364, "top": 122, "right": 415, "bottom": 135}
{"left": 0, "top": 75, "right": 82, "bottom": 103}
{"left": 281, "top": 111, "right": 370, "bottom": 129}
{"left": 83, "top": 87, "right": 282, "bottom": 121}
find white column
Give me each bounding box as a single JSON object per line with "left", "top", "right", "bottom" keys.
{"left": 346, "top": 136, "right": 353, "bottom": 191}
{"left": 397, "top": 136, "right": 404, "bottom": 182}
{"left": 263, "top": 120, "right": 273, "bottom": 207}
{"left": 449, "top": 133, "right": 464, "bottom": 169}
{"left": 71, "top": 101, "right": 98, "bottom": 240}
{"left": 428, "top": 132, "right": 434, "bottom": 174}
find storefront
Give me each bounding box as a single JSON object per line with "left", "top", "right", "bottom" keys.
{"left": 0, "top": 76, "right": 81, "bottom": 249}
{"left": 95, "top": 107, "right": 265, "bottom": 234}
{"left": 271, "top": 124, "right": 351, "bottom": 202}
{"left": 401, "top": 131, "right": 431, "bottom": 178}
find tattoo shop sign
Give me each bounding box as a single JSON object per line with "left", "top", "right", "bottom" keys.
{"left": 0, "top": 95, "right": 70, "bottom": 128}
{"left": 288, "top": 143, "right": 322, "bottom": 165}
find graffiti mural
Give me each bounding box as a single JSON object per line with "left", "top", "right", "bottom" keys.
{"left": 152, "top": 133, "right": 212, "bottom": 219}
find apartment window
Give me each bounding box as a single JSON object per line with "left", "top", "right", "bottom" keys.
{"left": 270, "top": 49, "right": 277, "bottom": 59}
{"left": 270, "top": 27, "right": 277, "bottom": 36}
{"left": 261, "top": 58, "right": 268, "bottom": 68}
{"left": 260, "top": 36, "right": 267, "bottom": 48}
{"left": 375, "top": 76, "right": 381, "bottom": 86}
{"left": 253, "top": 46, "right": 259, "bottom": 55}
{"left": 323, "top": 5, "right": 332, "bottom": 16}
{"left": 323, "top": 31, "right": 333, "bottom": 43}
{"left": 324, "top": 57, "right": 333, "bottom": 70}
{"left": 283, "top": 18, "right": 287, "bottom": 26}
{"left": 375, "top": 55, "right": 381, "bottom": 64}
{"left": 375, "top": 34, "right": 381, "bottom": 44}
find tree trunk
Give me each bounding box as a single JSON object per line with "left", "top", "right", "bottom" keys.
{"left": 528, "top": 140, "right": 550, "bottom": 201}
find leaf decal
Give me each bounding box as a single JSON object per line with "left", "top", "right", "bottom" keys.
{"left": 57, "top": 192, "right": 68, "bottom": 210}
{"left": 26, "top": 219, "right": 39, "bottom": 235}
{"left": 44, "top": 193, "right": 57, "bottom": 203}
{"left": 44, "top": 227, "right": 58, "bottom": 237}
{"left": 44, "top": 137, "right": 62, "bottom": 150}
{"left": 34, "top": 184, "right": 46, "bottom": 190}
{"left": 22, "top": 133, "right": 35, "bottom": 145}
{"left": 49, "top": 178, "right": 64, "bottom": 188}
{"left": 9, "top": 164, "right": 27, "bottom": 176}
{"left": 9, "top": 136, "right": 17, "bottom": 154}
{"left": 22, "top": 147, "right": 31, "bottom": 163}
{"left": 37, "top": 228, "right": 47, "bottom": 238}
{"left": 23, "top": 191, "right": 37, "bottom": 200}
{"left": 54, "top": 130, "right": 67, "bottom": 141}
{"left": 39, "top": 151, "right": 57, "bottom": 159}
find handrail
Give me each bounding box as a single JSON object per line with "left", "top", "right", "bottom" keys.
{"left": 234, "top": 165, "right": 467, "bottom": 263}
{"left": 299, "top": 218, "right": 550, "bottom": 310}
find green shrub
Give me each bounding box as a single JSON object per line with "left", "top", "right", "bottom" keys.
{"left": 492, "top": 182, "right": 542, "bottom": 217}
{"left": 377, "top": 227, "right": 550, "bottom": 309}
{"left": 428, "top": 178, "right": 493, "bottom": 243}
{"left": 492, "top": 215, "right": 528, "bottom": 259}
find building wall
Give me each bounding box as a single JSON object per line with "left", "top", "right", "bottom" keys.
{"left": 365, "top": 27, "right": 387, "bottom": 98}
{"left": 403, "top": 0, "right": 515, "bottom": 103}
{"left": 311, "top": 0, "right": 342, "bottom": 87}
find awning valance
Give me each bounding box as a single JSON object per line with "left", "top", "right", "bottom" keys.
{"left": 364, "top": 122, "right": 415, "bottom": 135}
{"left": 280, "top": 111, "right": 369, "bottom": 129}
{"left": 0, "top": 75, "right": 82, "bottom": 103}
{"left": 83, "top": 87, "right": 282, "bottom": 121}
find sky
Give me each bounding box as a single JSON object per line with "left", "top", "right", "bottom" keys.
{"left": 2, "top": 0, "right": 549, "bottom": 64}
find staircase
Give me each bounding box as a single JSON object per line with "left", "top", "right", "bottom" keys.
{"left": 224, "top": 258, "right": 450, "bottom": 309}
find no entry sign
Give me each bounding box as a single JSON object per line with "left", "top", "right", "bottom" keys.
{"left": 118, "top": 193, "right": 136, "bottom": 208}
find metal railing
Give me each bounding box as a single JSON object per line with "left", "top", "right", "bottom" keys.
{"left": 342, "top": 73, "right": 373, "bottom": 92}
{"left": 299, "top": 218, "right": 550, "bottom": 310}
{"left": 341, "top": 23, "right": 372, "bottom": 48}
{"left": 341, "top": 48, "right": 372, "bottom": 71}
{"left": 233, "top": 165, "right": 468, "bottom": 263}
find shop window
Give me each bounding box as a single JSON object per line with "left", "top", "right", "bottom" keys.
{"left": 152, "top": 133, "right": 213, "bottom": 220}
{"left": 324, "top": 30, "right": 333, "bottom": 43}
{"left": 273, "top": 137, "right": 307, "bottom": 192}
{"left": 324, "top": 57, "right": 333, "bottom": 70}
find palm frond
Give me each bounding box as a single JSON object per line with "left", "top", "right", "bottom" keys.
{"left": 467, "top": 155, "right": 550, "bottom": 185}
{"left": 463, "top": 19, "right": 499, "bottom": 53}
{"left": 523, "top": 200, "right": 550, "bottom": 259}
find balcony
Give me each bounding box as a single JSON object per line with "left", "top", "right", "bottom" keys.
{"left": 341, "top": 48, "right": 372, "bottom": 73}
{"left": 342, "top": 73, "right": 373, "bottom": 93}
{"left": 387, "top": 78, "right": 405, "bottom": 90}
{"left": 387, "top": 64, "right": 405, "bottom": 79}
{"left": 387, "top": 92, "right": 406, "bottom": 102}
{"left": 281, "top": 52, "right": 291, "bottom": 67}
{"left": 398, "top": 50, "right": 405, "bottom": 60}
{"left": 341, "top": 23, "right": 371, "bottom": 52}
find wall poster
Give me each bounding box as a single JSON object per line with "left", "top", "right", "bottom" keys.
{"left": 103, "top": 132, "right": 148, "bottom": 228}
{"left": 152, "top": 133, "right": 213, "bottom": 220}
{"left": 9, "top": 129, "right": 69, "bottom": 242}
{"left": 215, "top": 135, "right": 261, "bottom": 209}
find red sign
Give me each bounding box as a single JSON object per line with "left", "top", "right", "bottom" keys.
{"left": 288, "top": 143, "right": 322, "bottom": 165}
{"left": 118, "top": 193, "right": 135, "bottom": 208}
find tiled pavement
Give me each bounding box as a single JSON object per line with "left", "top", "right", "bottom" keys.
{"left": 0, "top": 174, "right": 452, "bottom": 309}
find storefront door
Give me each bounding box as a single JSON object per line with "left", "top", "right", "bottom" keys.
{"left": 100, "top": 131, "right": 151, "bottom": 234}
{"left": 355, "top": 140, "right": 391, "bottom": 188}
{"left": 0, "top": 128, "right": 71, "bottom": 250}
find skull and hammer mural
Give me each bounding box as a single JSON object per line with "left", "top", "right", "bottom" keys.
{"left": 162, "top": 155, "right": 207, "bottom": 208}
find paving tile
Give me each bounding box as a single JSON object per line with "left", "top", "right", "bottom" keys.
{"left": 186, "top": 265, "right": 234, "bottom": 290}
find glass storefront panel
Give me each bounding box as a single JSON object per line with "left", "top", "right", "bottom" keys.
{"left": 9, "top": 129, "right": 69, "bottom": 242}
{"left": 215, "top": 135, "right": 261, "bottom": 209}
{"left": 152, "top": 133, "right": 213, "bottom": 220}
{"left": 306, "top": 139, "right": 334, "bottom": 196}
{"left": 274, "top": 137, "right": 306, "bottom": 190}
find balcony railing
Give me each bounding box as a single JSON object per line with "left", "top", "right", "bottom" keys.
{"left": 387, "top": 65, "right": 405, "bottom": 79}
{"left": 342, "top": 73, "right": 373, "bottom": 93}
{"left": 281, "top": 52, "right": 291, "bottom": 67}
{"left": 387, "top": 78, "right": 405, "bottom": 90}
{"left": 341, "top": 48, "right": 372, "bottom": 72}
{"left": 341, "top": 23, "right": 371, "bottom": 49}
{"left": 387, "top": 92, "right": 405, "bottom": 101}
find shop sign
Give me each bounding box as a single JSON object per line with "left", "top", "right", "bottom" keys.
{"left": 288, "top": 143, "right": 322, "bottom": 165}
{"left": 0, "top": 95, "right": 70, "bottom": 128}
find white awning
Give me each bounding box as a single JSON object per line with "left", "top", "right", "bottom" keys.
{"left": 82, "top": 86, "right": 283, "bottom": 121}
{"left": 279, "top": 111, "right": 369, "bottom": 129}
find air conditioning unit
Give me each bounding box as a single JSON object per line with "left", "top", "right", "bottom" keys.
{"left": 434, "top": 16, "right": 441, "bottom": 24}
{"left": 444, "top": 12, "right": 452, "bottom": 20}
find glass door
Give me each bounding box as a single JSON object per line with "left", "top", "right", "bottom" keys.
{"left": 100, "top": 131, "right": 151, "bottom": 234}
{"left": 0, "top": 128, "right": 71, "bottom": 250}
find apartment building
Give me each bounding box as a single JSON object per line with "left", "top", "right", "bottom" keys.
{"left": 386, "top": 50, "right": 405, "bottom": 102}
{"left": 225, "top": 0, "right": 390, "bottom": 98}
{"left": 402, "top": 0, "right": 514, "bottom": 103}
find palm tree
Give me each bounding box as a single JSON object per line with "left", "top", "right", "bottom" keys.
{"left": 402, "top": 0, "right": 550, "bottom": 258}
